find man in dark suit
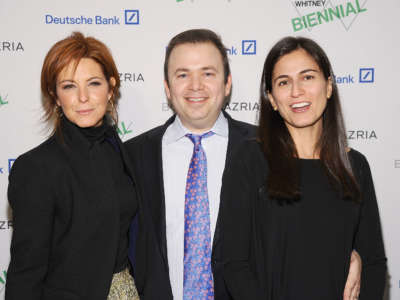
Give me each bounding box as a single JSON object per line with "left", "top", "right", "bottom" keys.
{"left": 126, "top": 29, "right": 362, "bottom": 300}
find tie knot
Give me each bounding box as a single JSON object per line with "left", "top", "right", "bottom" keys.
{"left": 186, "top": 131, "right": 214, "bottom": 146}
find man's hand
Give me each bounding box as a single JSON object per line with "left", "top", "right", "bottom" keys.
{"left": 343, "top": 250, "right": 362, "bottom": 300}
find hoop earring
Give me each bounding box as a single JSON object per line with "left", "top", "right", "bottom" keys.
{"left": 109, "top": 99, "right": 115, "bottom": 112}
{"left": 108, "top": 98, "right": 118, "bottom": 125}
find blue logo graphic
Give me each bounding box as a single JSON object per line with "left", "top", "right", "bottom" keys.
{"left": 226, "top": 46, "right": 238, "bottom": 56}
{"left": 334, "top": 74, "right": 354, "bottom": 84}
{"left": 8, "top": 159, "right": 15, "bottom": 173}
{"left": 359, "top": 68, "right": 374, "bottom": 83}
{"left": 241, "top": 40, "right": 256, "bottom": 55}
{"left": 44, "top": 13, "right": 139, "bottom": 26}
{"left": 125, "top": 10, "right": 139, "bottom": 24}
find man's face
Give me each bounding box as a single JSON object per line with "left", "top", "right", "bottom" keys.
{"left": 164, "top": 42, "right": 232, "bottom": 133}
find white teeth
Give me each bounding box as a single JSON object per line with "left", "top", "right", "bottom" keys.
{"left": 291, "top": 102, "right": 310, "bottom": 108}
{"left": 187, "top": 97, "right": 206, "bottom": 102}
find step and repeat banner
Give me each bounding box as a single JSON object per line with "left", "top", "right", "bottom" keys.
{"left": 0, "top": 0, "right": 398, "bottom": 298}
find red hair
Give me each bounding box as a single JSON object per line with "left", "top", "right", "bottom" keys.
{"left": 41, "top": 32, "right": 120, "bottom": 134}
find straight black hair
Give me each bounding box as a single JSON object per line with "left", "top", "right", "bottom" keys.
{"left": 258, "top": 36, "right": 360, "bottom": 202}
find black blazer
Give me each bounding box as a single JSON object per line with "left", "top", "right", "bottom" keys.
{"left": 125, "top": 111, "right": 256, "bottom": 300}
{"left": 6, "top": 119, "right": 144, "bottom": 300}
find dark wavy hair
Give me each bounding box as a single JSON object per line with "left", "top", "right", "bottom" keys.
{"left": 258, "top": 36, "right": 359, "bottom": 202}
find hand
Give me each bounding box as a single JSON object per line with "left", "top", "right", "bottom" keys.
{"left": 343, "top": 250, "right": 361, "bottom": 300}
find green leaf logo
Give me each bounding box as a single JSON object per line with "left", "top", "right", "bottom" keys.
{"left": 117, "top": 121, "right": 133, "bottom": 137}
{"left": 0, "top": 94, "right": 8, "bottom": 106}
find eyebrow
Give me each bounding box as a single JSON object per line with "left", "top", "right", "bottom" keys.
{"left": 57, "top": 79, "right": 73, "bottom": 85}
{"left": 57, "top": 76, "right": 104, "bottom": 84}
{"left": 273, "top": 68, "right": 319, "bottom": 84}
{"left": 173, "top": 68, "right": 190, "bottom": 75}
{"left": 87, "top": 76, "right": 104, "bottom": 81}
{"left": 201, "top": 66, "right": 218, "bottom": 72}
{"left": 173, "top": 66, "right": 218, "bottom": 75}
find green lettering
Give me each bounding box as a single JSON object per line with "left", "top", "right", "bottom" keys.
{"left": 307, "top": 12, "right": 318, "bottom": 27}
{"left": 317, "top": 10, "right": 329, "bottom": 23}
{"left": 346, "top": 2, "right": 357, "bottom": 16}
{"left": 340, "top": 4, "right": 345, "bottom": 17}
{"left": 291, "top": 17, "right": 304, "bottom": 32}
{"left": 355, "top": 0, "right": 367, "bottom": 12}
{"left": 328, "top": 7, "right": 340, "bottom": 20}
{"left": 302, "top": 16, "right": 308, "bottom": 28}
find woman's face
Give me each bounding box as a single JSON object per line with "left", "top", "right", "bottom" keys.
{"left": 56, "top": 58, "right": 115, "bottom": 128}
{"left": 268, "top": 48, "right": 332, "bottom": 135}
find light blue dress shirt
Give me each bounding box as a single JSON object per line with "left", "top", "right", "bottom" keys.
{"left": 162, "top": 112, "right": 229, "bottom": 300}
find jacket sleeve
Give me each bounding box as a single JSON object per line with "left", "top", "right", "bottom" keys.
{"left": 124, "top": 137, "right": 174, "bottom": 300}
{"left": 353, "top": 154, "right": 387, "bottom": 300}
{"left": 5, "top": 154, "right": 55, "bottom": 300}
{"left": 221, "top": 144, "right": 265, "bottom": 300}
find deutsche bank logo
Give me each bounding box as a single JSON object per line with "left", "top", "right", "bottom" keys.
{"left": 8, "top": 159, "right": 15, "bottom": 173}
{"left": 125, "top": 10, "right": 139, "bottom": 25}
{"left": 359, "top": 68, "right": 374, "bottom": 83}
{"left": 242, "top": 40, "right": 256, "bottom": 55}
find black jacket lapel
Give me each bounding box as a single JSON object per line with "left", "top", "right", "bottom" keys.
{"left": 146, "top": 115, "right": 176, "bottom": 270}
{"left": 212, "top": 111, "right": 255, "bottom": 256}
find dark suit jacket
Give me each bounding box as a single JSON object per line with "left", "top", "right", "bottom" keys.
{"left": 126, "top": 112, "right": 256, "bottom": 300}
{"left": 6, "top": 119, "right": 144, "bottom": 300}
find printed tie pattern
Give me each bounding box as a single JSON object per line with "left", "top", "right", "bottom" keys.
{"left": 183, "top": 132, "right": 215, "bottom": 300}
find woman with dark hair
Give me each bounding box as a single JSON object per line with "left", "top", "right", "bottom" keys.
{"left": 222, "top": 36, "right": 386, "bottom": 300}
{"left": 6, "top": 32, "right": 140, "bottom": 300}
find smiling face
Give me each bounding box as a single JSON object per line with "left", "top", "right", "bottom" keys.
{"left": 268, "top": 48, "right": 332, "bottom": 136}
{"left": 56, "top": 58, "right": 115, "bottom": 128}
{"left": 164, "top": 42, "right": 232, "bottom": 133}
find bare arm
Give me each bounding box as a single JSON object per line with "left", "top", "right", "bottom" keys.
{"left": 343, "top": 250, "right": 361, "bottom": 300}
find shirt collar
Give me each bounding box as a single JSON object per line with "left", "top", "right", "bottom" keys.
{"left": 163, "top": 112, "right": 228, "bottom": 145}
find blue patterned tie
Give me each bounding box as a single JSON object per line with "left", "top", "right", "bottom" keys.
{"left": 183, "top": 132, "right": 215, "bottom": 300}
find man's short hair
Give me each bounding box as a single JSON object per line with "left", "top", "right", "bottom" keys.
{"left": 164, "top": 29, "right": 231, "bottom": 85}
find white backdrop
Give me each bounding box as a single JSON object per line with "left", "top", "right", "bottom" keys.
{"left": 0, "top": 0, "right": 398, "bottom": 298}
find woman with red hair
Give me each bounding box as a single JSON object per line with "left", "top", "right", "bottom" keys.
{"left": 6, "top": 32, "right": 141, "bottom": 300}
